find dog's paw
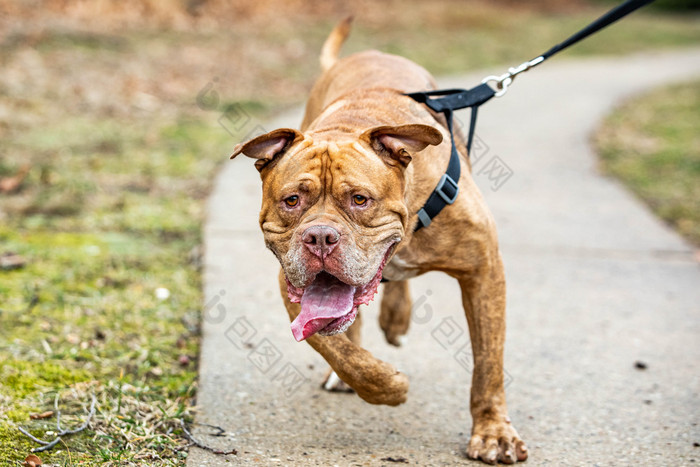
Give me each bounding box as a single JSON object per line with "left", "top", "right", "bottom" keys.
{"left": 321, "top": 370, "right": 354, "bottom": 393}
{"left": 379, "top": 282, "right": 412, "bottom": 347}
{"left": 382, "top": 326, "right": 409, "bottom": 347}
{"left": 467, "top": 417, "right": 527, "bottom": 465}
{"left": 353, "top": 364, "right": 409, "bottom": 406}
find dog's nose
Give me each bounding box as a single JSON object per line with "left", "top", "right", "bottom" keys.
{"left": 302, "top": 225, "right": 340, "bottom": 259}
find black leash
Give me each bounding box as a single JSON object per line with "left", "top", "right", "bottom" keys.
{"left": 407, "top": 0, "right": 656, "bottom": 232}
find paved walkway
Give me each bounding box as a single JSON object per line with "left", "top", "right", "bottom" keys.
{"left": 189, "top": 48, "right": 700, "bottom": 466}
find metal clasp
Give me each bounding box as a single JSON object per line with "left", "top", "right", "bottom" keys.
{"left": 435, "top": 173, "right": 459, "bottom": 205}
{"left": 481, "top": 56, "right": 545, "bottom": 97}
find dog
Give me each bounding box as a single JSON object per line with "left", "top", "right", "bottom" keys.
{"left": 231, "top": 18, "right": 527, "bottom": 464}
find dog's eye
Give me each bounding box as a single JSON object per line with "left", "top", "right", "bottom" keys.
{"left": 285, "top": 195, "right": 299, "bottom": 207}
{"left": 352, "top": 195, "right": 367, "bottom": 206}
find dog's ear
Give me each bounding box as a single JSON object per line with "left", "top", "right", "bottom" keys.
{"left": 362, "top": 124, "right": 443, "bottom": 168}
{"left": 231, "top": 128, "right": 303, "bottom": 172}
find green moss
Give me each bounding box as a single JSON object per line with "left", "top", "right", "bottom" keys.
{"left": 0, "top": 425, "right": 37, "bottom": 462}
{"left": 1, "top": 361, "right": 91, "bottom": 398}
{"left": 4, "top": 408, "right": 33, "bottom": 423}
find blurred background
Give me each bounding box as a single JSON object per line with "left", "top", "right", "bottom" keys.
{"left": 0, "top": 0, "right": 698, "bottom": 464}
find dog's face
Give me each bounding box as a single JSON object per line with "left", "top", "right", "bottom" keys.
{"left": 231, "top": 125, "right": 441, "bottom": 341}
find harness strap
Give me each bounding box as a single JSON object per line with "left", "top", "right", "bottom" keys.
{"left": 405, "top": 83, "right": 495, "bottom": 231}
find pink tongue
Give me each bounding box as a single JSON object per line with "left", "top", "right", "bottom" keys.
{"left": 290, "top": 272, "right": 356, "bottom": 342}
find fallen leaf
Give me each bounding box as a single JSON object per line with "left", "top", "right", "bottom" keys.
{"left": 23, "top": 454, "right": 42, "bottom": 467}
{"left": 0, "top": 164, "right": 31, "bottom": 194}
{"left": 0, "top": 252, "right": 27, "bottom": 270}
{"left": 30, "top": 411, "right": 54, "bottom": 420}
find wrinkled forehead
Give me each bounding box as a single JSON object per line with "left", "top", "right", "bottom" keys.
{"left": 269, "top": 139, "right": 389, "bottom": 188}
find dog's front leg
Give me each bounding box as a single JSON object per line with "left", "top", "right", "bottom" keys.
{"left": 458, "top": 255, "right": 528, "bottom": 464}
{"left": 277, "top": 269, "right": 409, "bottom": 406}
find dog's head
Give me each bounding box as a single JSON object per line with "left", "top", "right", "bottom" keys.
{"left": 231, "top": 125, "right": 441, "bottom": 341}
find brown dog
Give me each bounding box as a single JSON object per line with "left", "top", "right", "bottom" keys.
{"left": 231, "top": 18, "right": 527, "bottom": 465}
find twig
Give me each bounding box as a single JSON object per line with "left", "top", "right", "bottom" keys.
{"left": 195, "top": 422, "right": 226, "bottom": 437}
{"left": 17, "top": 426, "right": 51, "bottom": 445}
{"left": 31, "top": 436, "right": 62, "bottom": 452}
{"left": 55, "top": 393, "right": 62, "bottom": 432}
{"left": 18, "top": 393, "right": 97, "bottom": 453}
{"left": 61, "top": 392, "right": 96, "bottom": 435}
{"left": 179, "top": 419, "right": 237, "bottom": 455}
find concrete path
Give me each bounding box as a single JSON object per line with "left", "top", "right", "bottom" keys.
{"left": 189, "top": 48, "right": 700, "bottom": 466}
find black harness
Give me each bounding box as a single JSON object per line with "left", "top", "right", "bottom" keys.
{"left": 406, "top": 83, "right": 495, "bottom": 231}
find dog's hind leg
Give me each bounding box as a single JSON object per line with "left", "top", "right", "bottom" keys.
{"left": 379, "top": 280, "right": 412, "bottom": 347}
{"left": 278, "top": 269, "right": 408, "bottom": 406}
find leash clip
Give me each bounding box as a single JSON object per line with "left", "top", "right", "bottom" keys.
{"left": 482, "top": 56, "right": 545, "bottom": 97}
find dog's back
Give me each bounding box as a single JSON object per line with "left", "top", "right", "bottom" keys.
{"left": 302, "top": 18, "right": 437, "bottom": 130}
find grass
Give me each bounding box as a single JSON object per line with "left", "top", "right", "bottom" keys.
{"left": 595, "top": 79, "right": 700, "bottom": 246}
{"left": 0, "top": 1, "right": 698, "bottom": 464}
{"left": 0, "top": 116, "right": 225, "bottom": 464}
